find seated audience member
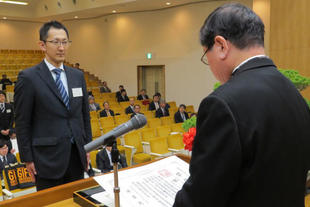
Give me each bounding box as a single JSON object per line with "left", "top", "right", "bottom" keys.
{"left": 125, "top": 97, "right": 135, "bottom": 114}
{"left": 174, "top": 104, "right": 189, "bottom": 123}
{"left": 131, "top": 104, "right": 144, "bottom": 118}
{"left": 0, "top": 139, "right": 17, "bottom": 179}
{"left": 100, "top": 81, "right": 111, "bottom": 93}
{"left": 0, "top": 75, "right": 13, "bottom": 91}
{"left": 74, "top": 63, "right": 81, "bottom": 70}
{"left": 155, "top": 92, "right": 170, "bottom": 109}
{"left": 115, "top": 85, "right": 124, "bottom": 99}
{"left": 89, "top": 96, "right": 101, "bottom": 112}
{"left": 149, "top": 94, "right": 160, "bottom": 111}
{"left": 9, "top": 129, "right": 18, "bottom": 154}
{"left": 0, "top": 90, "right": 14, "bottom": 152}
{"left": 117, "top": 89, "right": 129, "bottom": 102}
{"left": 156, "top": 100, "right": 170, "bottom": 118}
{"left": 137, "top": 89, "right": 149, "bottom": 100}
{"left": 100, "top": 102, "right": 115, "bottom": 117}
{"left": 96, "top": 141, "right": 128, "bottom": 173}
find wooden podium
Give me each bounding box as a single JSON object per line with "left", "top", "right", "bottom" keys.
{"left": 0, "top": 154, "right": 190, "bottom": 207}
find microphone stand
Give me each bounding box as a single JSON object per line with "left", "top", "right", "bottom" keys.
{"left": 111, "top": 139, "right": 120, "bottom": 207}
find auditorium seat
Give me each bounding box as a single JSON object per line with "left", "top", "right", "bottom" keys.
{"left": 167, "top": 134, "right": 185, "bottom": 153}
{"left": 143, "top": 111, "right": 155, "bottom": 119}
{"left": 156, "top": 125, "right": 171, "bottom": 137}
{"left": 91, "top": 120, "right": 102, "bottom": 139}
{"left": 160, "top": 116, "right": 174, "bottom": 125}
{"left": 90, "top": 150, "right": 100, "bottom": 168}
{"left": 149, "top": 137, "right": 172, "bottom": 159}
{"left": 148, "top": 118, "right": 162, "bottom": 128}
{"left": 171, "top": 123, "right": 185, "bottom": 133}
{"left": 186, "top": 105, "right": 195, "bottom": 113}
{"left": 167, "top": 101, "right": 177, "bottom": 109}
{"left": 141, "top": 128, "right": 157, "bottom": 142}
{"left": 99, "top": 117, "right": 115, "bottom": 128}
{"left": 114, "top": 115, "right": 129, "bottom": 125}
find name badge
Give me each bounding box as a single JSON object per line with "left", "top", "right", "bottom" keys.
{"left": 6, "top": 109, "right": 11, "bottom": 113}
{"left": 72, "top": 88, "right": 83, "bottom": 97}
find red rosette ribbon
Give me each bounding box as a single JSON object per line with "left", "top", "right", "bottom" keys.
{"left": 183, "top": 127, "right": 196, "bottom": 151}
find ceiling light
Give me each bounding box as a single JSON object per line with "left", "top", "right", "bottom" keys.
{"left": 0, "top": 0, "right": 28, "bottom": 5}
{"left": 74, "top": 16, "right": 78, "bottom": 19}
{"left": 2, "top": 17, "right": 7, "bottom": 19}
{"left": 166, "top": 2, "right": 171, "bottom": 5}
{"left": 112, "top": 10, "right": 116, "bottom": 13}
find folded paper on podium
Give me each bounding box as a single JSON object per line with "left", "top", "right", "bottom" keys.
{"left": 74, "top": 155, "right": 189, "bottom": 207}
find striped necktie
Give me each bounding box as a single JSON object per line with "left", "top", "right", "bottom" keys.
{"left": 0, "top": 103, "right": 4, "bottom": 113}
{"left": 52, "top": 68, "right": 70, "bottom": 109}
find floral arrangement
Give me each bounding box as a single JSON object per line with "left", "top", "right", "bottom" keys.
{"left": 182, "top": 116, "right": 197, "bottom": 151}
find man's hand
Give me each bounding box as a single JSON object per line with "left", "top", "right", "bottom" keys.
{"left": 26, "top": 162, "right": 37, "bottom": 183}
{"left": 1, "top": 129, "right": 9, "bottom": 136}
{"left": 86, "top": 153, "right": 90, "bottom": 171}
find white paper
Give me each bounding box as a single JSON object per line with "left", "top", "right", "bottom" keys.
{"left": 92, "top": 156, "right": 189, "bottom": 207}
{"left": 72, "top": 87, "right": 83, "bottom": 97}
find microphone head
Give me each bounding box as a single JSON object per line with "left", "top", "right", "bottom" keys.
{"left": 131, "top": 114, "right": 147, "bottom": 129}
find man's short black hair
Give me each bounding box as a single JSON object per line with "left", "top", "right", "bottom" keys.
{"left": 0, "top": 90, "right": 6, "bottom": 97}
{"left": 39, "top": 20, "right": 69, "bottom": 41}
{"left": 200, "top": 3, "right": 264, "bottom": 50}
{"left": 179, "top": 104, "right": 186, "bottom": 109}
{"left": 120, "top": 89, "right": 126, "bottom": 93}
{"left": 0, "top": 139, "right": 8, "bottom": 148}
{"left": 119, "top": 85, "right": 124, "bottom": 88}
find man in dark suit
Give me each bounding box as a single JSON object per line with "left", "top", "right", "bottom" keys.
{"left": 88, "top": 95, "right": 101, "bottom": 112}
{"left": 130, "top": 104, "right": 144, "bottom": 118}
{"left": 96, "top": 142, "right": 127, "bottom": 173}
{"left": 174, "top": 3, "right": 310, "bottom": 207}
{"left": 174, "top": 104, "right": 189, "bottom": 123}
{"left": 117, "top": 89, "right": 129, "bottom": 102}
{"left": 14, "top": 21, "right": 92, "bottom": 191}
{"left": 0, "top": 74, "right": 13, "bottom": 91}
{"left": 115, "top": 85, "right": 124, "bottom": 99}
{"left": 99, "top": 81, "right": 111, "bottom": 93}
{"left": 0, "top": 139, "right": 17, "bottom": 179}
{"left": 100, "top": 101, "right": 115, "bottom": 117}
{"left": 137, "top": 89, "right": 149, "bottom": 100}
{"left": 125, "top": 97, "right": 135, "bottom": 114}
{"left": 0, "top": 90, "right": 14, "bottom": 152}
{"left": 149, "top": 94, "right": 160, "bottom": 111}
{"left": 155, "top": 100, "right": 170, "bottom": 118}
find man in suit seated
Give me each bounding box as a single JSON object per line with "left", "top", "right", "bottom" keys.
{"left": 155, "top": 100, "right": 170, "bottom": 118}
{"left": 0, "top": 75, "right": 13, "bottom": 91}
{"left": 174, "top": 104, "right": 189, "bottom": 123}
{"left": 137, "top": 89, "right": 149, "bottom": 100}
{"left": 0, "top": 90, "right": 14, "bottom": 153}
{"left": 131, "top": 104, "right": 144, "bottom": 118}
{"left": 100, "top": 81, "right": 111, "bottom": 93}
{"left": 96, "top": 141, "right": 127, "bottom": 173}
{"left": 155, "top": 92, "right": 170, "bottom": 109}
{"left": 0, "top": 139, "right": 17, "bottom": 179}
{"left": 149, "top": 94, "right": 160, "bottom": 111}
{"left": 100, "top": 102, "right": 115, "bottom": 117}
{"left": 88, "top": 96, "right": 101, "bottom": 112}
{"left": 115, "top": 85, "right": 124, "bottom": 99}
{"left": 125, "top": 97, "right": 135, "bottom": 114}
{"left": 117, "top": 89, "right": 129, "bottom": 102}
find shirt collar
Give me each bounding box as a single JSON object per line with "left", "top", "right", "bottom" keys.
{"left": 44, "top": 58, "right": 64, "bottom": 72}
{"left": 232, "top": 55, "right": 266, "bottom": 74}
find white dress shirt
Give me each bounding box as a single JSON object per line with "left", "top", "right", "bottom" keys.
{"left": 232, "top": 55, "right": 267, "bottom": 74}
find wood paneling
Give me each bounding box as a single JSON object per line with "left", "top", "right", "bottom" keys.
{"left": 270, "top": 0, "right": 310, "bottom": 98}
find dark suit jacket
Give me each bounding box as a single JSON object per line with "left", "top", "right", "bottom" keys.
{"left": 96, "top": 148, "right": 127, "bottom": 173}
{"left": 0, "top": 78, "right": 13, "bottom": 90}
{"left": 0, "top": 103, "right": 14, "bottom": 140}
{"left": 14, "top": 61, "right": 92, "bottom": 179}
{"left": 0, "top": 153, "right": 17, "bottom": 179}
{"left": 149, "top": 101, "right": 159, "bottom": 111}
{"left": 117, "top": 95, "right": 129, "bottom": 102}
{"left": 137, "top": 94, "right": 149, "bottom": 100}
{"left": 100, "top": 109, "right": 115, "bottom": 117}
{"left": 173, "top": 57, "right": 310, "bottom": 207}
{"left": 125, "top": 106, "right": 134, "bottom": 114}
{"left": 174, "top": 111, "right": 189, "bottom": 123}
{"left": 116, "top": 91, "right": 121, "bottom": 98}
{"left": 155, "top": 107, "right": 170, "bottom": 118}
{"left": 99, "top": 86, "right": 111, "bottom": 93}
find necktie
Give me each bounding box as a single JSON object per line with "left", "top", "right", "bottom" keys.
{"left": 181, "top": 113, "right": 186, "bottom": 121}
{"left": 0, "top": 103, "right": 4, "bottom": 113}
{"left": 52, "top": 69, "right": 70, "bottom": 109}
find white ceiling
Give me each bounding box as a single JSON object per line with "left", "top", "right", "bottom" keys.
{"left": 0, "top": 0, "right": 221, "bottom": 22}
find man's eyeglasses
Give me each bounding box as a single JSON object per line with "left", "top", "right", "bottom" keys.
{"left": 201, "top": 49, "right": 209, "bottom": 65}
{"left": 45, "top": 40, "right": 72, "bottom": 47}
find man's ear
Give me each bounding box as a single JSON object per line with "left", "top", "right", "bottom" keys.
{"left": 214, "top": 35, "right": 229, "bottom": 60}
{"left": 38, "top": 41, "right": 46, "bottom": 52}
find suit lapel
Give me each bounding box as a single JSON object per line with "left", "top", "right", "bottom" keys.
{"left": 64, "top": 66, "right": 74, "bottom": 111}
{"left": 36, "top": 61, "right": 67, "bottom": 109}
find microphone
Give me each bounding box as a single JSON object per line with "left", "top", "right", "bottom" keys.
{"left": 84, "top": 114, "right": 147, "bottom": 153}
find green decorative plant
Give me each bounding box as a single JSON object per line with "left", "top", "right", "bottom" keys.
{"left": 213, "top": 68, "right": 310, "bottom": 108}
{"left": 182, "top": 116, "right": 197, "bottom": 132}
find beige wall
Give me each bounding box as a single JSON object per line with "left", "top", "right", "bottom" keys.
{"left": 269, "top": 0, "right": 310, "bottom": 99}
